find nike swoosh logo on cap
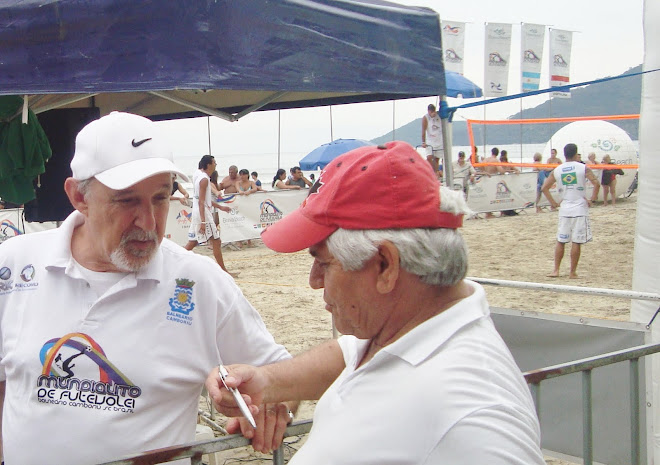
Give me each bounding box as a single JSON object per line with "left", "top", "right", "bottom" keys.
{"left": 131, "top": 138, "right": 152, "bottom": 147}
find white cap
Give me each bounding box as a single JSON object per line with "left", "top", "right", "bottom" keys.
{"left": 70, "top": 111, "right": 188, "bottom": 190}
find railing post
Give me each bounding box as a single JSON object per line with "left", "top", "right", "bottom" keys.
{"left": 529, "top": 382, "right": 541, "bottom": 423}
{"left": 582, "top": 370, "right": 593, "bottom": 465}
{"left": 630, "top": 358, "right": 640, "bottom": 465}
{"left": 273, "top": 446, "right": 284, "bottom": 465}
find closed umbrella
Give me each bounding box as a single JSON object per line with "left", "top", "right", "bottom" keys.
{"left": 299, "top": 138, "right": 372, "bottom": 170}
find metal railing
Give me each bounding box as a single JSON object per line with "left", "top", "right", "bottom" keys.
{"left": 99, "top": 420, "right": 314, "bottom": 465}
{"left": 524, "top": 342, "right": 660, "bottom": 465}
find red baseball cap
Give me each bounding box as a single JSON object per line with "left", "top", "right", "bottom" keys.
{"left": 261, "top": 141, "right": 464, "bottom": 253}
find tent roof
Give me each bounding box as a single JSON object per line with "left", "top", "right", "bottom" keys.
{"left": 0, "top": 0, "right": 446, "bottom": 121}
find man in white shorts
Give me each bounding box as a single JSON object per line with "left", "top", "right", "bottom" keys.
{"left": 184, "top": 154, "right": 238, "bottom": 276}
{"left": 542, "top": 143, "right": 600, "bottom": 278}
{"left": 421, "top": 103, "right": 443, "bottom": 178}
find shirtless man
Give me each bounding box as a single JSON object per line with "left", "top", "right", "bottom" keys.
{"left": 483, "top": 147, "right": 504, "bottom": 175}
{"left": 547, "top": 148, "right": 561, "bottom": 165}
{"left": 219, "top": 165, "right": 239, "bottom": 193}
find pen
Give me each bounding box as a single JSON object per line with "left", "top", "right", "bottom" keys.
{"left": 218, "top": 365, "right": 257, "bottom": 429}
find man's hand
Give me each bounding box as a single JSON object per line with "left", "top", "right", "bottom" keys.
{"left": 219, "top": 206, "right": 231, "bottom": 213}
{"left": 226, "top": 401, "right": 297, "bottom": 453}
{"left": 206, "top": 366, "right": 297, "bottom": 452}
{"left": 206, "top": 365, "right": 266, "bottom": 418}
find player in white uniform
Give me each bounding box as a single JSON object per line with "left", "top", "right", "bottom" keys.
{"left": 542, "top": 143, "right": 600, "bottom": 278}
{"left": 184, "top": 155, "right": 237, "bottom": 276}
{"left": 421, "top": 103, "right": 443, "bottom": 178}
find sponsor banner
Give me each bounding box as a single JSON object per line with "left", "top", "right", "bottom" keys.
{"left": 441, "top": 21, "right": 466, "bottom": 75}
{"left": 521, "top": 23, "right": 545, "bottom": 92}
{"left": 165, "top": 190, "right": 307, "bottom": 246}
{"left": 0, "top": 209, "right": 56, "bottom": 243}
{"left": 484, "top": 23, "right": 512, "bottom": 97}
{"left": 550, "top": 29, "right": 572, "bottom": 98}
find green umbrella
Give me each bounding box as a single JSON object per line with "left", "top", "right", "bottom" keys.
{"left": 0, "top": 95, "right": 52, "bottom": 205}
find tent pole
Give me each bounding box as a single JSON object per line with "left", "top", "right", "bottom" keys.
{"left": 441, "top": 95, "right": 454, "bottom": 189}
{"left": 392, "top": 100, "right": 396, "bottom": 140}
{"left": 329, "top": 105, "right": 334, "bottom": 142}
{"left": 207, "top": 117, "right": 212, "bottom": 155}
{"left": 277, "top": 110, "right": 281, "bottom": 169}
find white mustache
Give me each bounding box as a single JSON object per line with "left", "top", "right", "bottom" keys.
{"left": 121, "top": 229, "right": 158, "bottom": 245}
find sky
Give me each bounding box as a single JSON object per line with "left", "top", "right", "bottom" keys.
{"left": 158, "top": 0, "right": 645, "bottom": 177}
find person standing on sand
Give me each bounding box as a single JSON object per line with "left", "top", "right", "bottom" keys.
{"left": 542, "top": 143, "right": 600, "bottom": 279}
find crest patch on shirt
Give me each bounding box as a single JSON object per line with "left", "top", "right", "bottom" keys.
{"left": 167, "top": 278, "right": 195, "bottom": 326}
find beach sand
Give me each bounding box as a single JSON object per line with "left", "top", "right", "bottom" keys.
{"left": 195, "top": 195, "right": 638, "bottom": 464}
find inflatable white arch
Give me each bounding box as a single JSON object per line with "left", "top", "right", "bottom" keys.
{"left": 632, "top": 1, "right": 660, "bottom": 462}
{"left": 542, "top": 120, "right": 638, "bottom": 196}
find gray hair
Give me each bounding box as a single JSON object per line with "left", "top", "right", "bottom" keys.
{"left": 326, "top": 187, "right": 471, "bottom": 287}
{"left": 76, "top": 178, "right": 95, "bottom": 200}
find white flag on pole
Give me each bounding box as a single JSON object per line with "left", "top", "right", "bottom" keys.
{"left": 484, "top": 23, "right": 512, "bottom": 97}
{"left": 521, "top": 23, "right": 545, "bottom": 92}
{"left": 441, "top": 21, "right": 466, "bottom": 75}
{"left": 549, "top": 29, "right": 573, "bottom": 98}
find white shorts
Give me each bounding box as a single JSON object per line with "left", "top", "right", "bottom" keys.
{"left": 557, "top": 216, "right": 592, "bottom": 244}
{"left": 426, "top": 146, "right": 443, "bottom": 158}
{"left": 188, "top": 220, "right": 220, "bottom": 244}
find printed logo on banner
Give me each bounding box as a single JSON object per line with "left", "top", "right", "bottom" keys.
{"left": 175, "top": 209, "right": 192, "bottom": 224}
{"left": 495, "top": 182, "right": 512, "bottom": 198}
{"left": 591, "top": 138, "right": 620, "bottom": 152}
{"left": 492, "top": 27, "right": 507, "bottom": 36}
{"left": 445, "top": 49, "right": 463, "bottom": 63}
{"left": 1, "top": 219, "right": 22, "bottom": 242}
{"left": 490, "top": 82, "right": 502, "bottom": 91}
{"left": 523, "top": 50, "right": 540, "bottom": 63}
{"left": 443, "top": 24, "right": 461, "bottom": 34}
{"left": 255, "top": 199, "right": 284, "bottom": 230}
{"left": 553, "top": 54, "right": 569, "bottom": 67}
{"left": 488, "top": 52, "right": 507, "bottom": 66}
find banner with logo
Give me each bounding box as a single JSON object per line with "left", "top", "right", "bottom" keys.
{"left": 549, "top": 29, "right": 573, "bottom": 98}
{"left": 165, "top": 190, "right": 308, "bottom": 246}
{"left": 0, "top": 209, "right": 56, "bottom": 244}
{"left": 521, "top": 23, "right": 545, "bottom": 92}
{"left": 484, "top": 23, "right": 512, "bottom": 97}
{"left": 441, "top": 21, "right": 466, "bottom": 75}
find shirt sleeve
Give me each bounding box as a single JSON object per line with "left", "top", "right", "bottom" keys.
{"left": 215, "top": 285, "right": 291, "bottom": 367}
{"left": 424, "top": 406, "right": 545, "bottom": 465}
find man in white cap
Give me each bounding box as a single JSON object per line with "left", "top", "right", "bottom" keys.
{"left": 0, "top": 112, "right": 294, "bottom": 464}
{"left": 207, "top": 141, "right": 545, "bottom": 464}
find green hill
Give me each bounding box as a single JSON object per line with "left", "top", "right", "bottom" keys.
{"left": 372, "top": 65, "right": 642, "bottom": 146}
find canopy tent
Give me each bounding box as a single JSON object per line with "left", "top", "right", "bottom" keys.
{"left": 0, "top": 0, "right": 446, "bottom": 121}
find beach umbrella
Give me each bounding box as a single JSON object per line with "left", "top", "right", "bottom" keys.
{"left": 299, "top": 138, "right": 372, "bottom": 170}
{"left": 445, "top": 71, "right": 483, "bottom": 98}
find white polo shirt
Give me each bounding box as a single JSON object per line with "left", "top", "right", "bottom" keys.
{"left": 0, "top": 211, "right": 290, "bottom": 465}
{"left": 289, "top": 281, "right": 545, "bottom": 465}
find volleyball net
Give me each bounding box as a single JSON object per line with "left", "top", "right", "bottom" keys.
{"left": 466, "top": 114, "right": 640, "bottom": 170}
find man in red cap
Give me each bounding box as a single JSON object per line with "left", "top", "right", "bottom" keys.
{"left": 207, "top": 141, "right": 545, "bottom": 464}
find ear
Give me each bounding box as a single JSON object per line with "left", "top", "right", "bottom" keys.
{"left": 64, "top": 178, "right": 90, "bottom": 216}
{"left": 375, "top": 241, "right": 400, "bottom": 294}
